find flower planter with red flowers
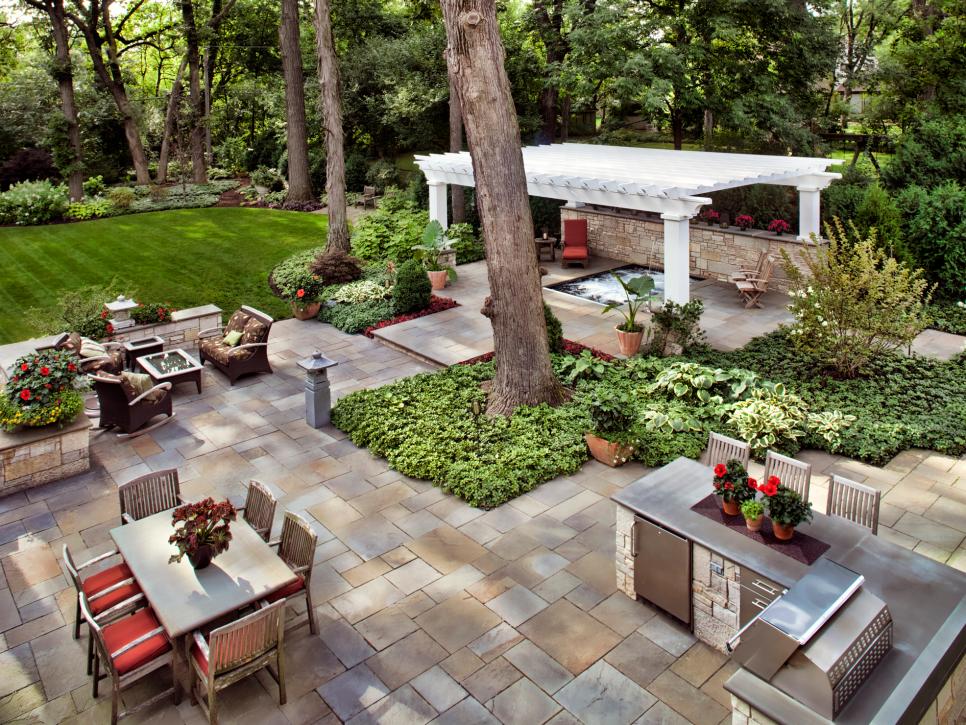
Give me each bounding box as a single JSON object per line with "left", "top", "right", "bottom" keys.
{"left": 735, "top": 214, "right": 755, "bottom": 232}
{"left": 0, "top": 350, "right": 85, "bottom": 431}
{"left": 762, "top": 482, "right": 813, "bottom": 541}
{"left": 712, "top": 459, "right": 756, "bottom": 516}
{"left": 291, "top": 288, "right": 322, "bottom": 320}
{"left": 585, "top": 389, "right": 636, "bottom": 467}
{"left": 168, "top": 498, "right": 237, "bottom": 570}
{"left": 767, "top": 219, "right": 791, "bottom": 236}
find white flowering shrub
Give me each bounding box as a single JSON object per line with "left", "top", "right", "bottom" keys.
{"left": 783, "top": 220, "right": 933, "bottom": 377}
{"left": 0, "top": 180, "right": 69, "bottom": 225}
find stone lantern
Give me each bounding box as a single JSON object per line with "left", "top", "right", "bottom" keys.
{"left": 105, "top": 294, "right": 138, "bottom": 331}
{"left": 297, "top": 351, "right": 339, "bottom": 428}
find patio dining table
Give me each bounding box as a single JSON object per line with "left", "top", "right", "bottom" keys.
{"left": 110, "top": 509, "right": 297, "bottom": 690}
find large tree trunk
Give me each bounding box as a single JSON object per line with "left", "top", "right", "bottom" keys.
{"left": 280, "top": 0, "right": 314, "bottom": 202}
{"left": 180, "top": 0, "right": 207, "bottom": 183}
{"left": 203, "top": 0, "right": 222, "bottom": 165}
{"left": 448, "top": 77, "right": 465, "bottom": 223}
{"left": 157, "top": 56, "right": 188, "bottom": 184}
{"left": 439, "top": 0, "right": 564, "bottom": 415}
{"left": 49, "top": 0, "right": 84, "bottom": 201}
{"left": 314, "top": 0, "right": 349, "bottom": 252}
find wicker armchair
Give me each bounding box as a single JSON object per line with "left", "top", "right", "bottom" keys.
{"left": 198, "top": 306, "right": 273, "bottom": 385}
{"left": 89, "top": 374, "right": 174, "bottom": 438}
{"left": 54, "top": 332, "right": 126, "bottom": 375}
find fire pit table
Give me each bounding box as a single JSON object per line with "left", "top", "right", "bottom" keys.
{"left": 137, "top": 349, "right": 203, "bottom": 394}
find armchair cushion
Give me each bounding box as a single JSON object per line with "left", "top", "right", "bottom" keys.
{"left": 103, "top": 608, "right": 171, "bottom": 675}
{"left": 120, "top": 372, "right": 166, "bottom": 404}
{"left": 199, "top": 339, "right": 233, "bottom": 365}
{"left": 80, "top": 339, "right": 107, "bottom": 358}
{"left": 88, "top": 580, "right": 142, "bottom": 615}
{"left": 562, "top": 245, "right": 589, "bottom": 260}
{"left": 192, "top": 640, "right": 210, "bottom": 676}
{"left": 225, "top": 310, "right": 251, "bottom": 334}
{"left": 240, "top": 317, "right": 269, "bottom": 345}
{"left": 81, "top": 562, "right": 132, "bottom": 596}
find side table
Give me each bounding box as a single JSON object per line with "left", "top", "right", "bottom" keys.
{"left": 123, "top": 336, "right": 165, "bottom": 370}
{"left": 535, "top": 237, "right": 557, "bottom": 262}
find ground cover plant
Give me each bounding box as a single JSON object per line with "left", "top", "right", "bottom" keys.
{"left": 0, "top": 207, "right": 328, "bottom": 343}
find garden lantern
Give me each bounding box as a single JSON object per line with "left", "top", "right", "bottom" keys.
{"left": 105, "top": 294, "right": 138, "bottom": 331}
{"left": 297, "top": 351, "right": 339, "bottom": 427}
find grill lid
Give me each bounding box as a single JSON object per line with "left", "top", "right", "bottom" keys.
{"left": 761, "top": 559, "right": 864, "bottom": 645}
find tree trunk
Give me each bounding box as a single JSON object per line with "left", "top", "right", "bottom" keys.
{"left": 180, "top": 0, "right": 207, "bottom": 183}
{"left": 702, "top": 108, "right": 713, "bottom": 150}
{"left": 439, "top": 0, "right": 565, "bottom": 415}
{"left": 203, "top": 0, "right": 222, "bottom": 165}
{"left": 280, "top": 0, "right": 314, "bottom": 202}
{"left": 314, "top": 0, "right": 349, "bottom": 252}
{"left": 157, "top": 56, "right": 187, "bottom": 183}
{"left": 671, "top": 111, "right": 684, "bottom": 150}
{"left": 448, "top": 76, "right": 465, "bottom": 223}
{"left": 49, "top": 0, "right": 84, "bottom": 201}
{"left": 560, "top": 95, "right": 571, "bottom": 141}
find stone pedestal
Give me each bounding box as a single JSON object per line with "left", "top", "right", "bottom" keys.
{"left": 0, "top": 415, "right": 91, "bottom": 494}
{"left": 297, "top": 352, "right": 338, "bottom": 428}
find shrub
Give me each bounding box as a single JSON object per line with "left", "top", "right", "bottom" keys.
{"left": 854, "top": 184, "right": 904, "bottom": 258}
{"left": 107, "top": 186, "right": 136, "bottom": 210}
{"left": 365, "top": 159, "right": 399, "bottom": 191}
{"left": 83, "top": 175, "right": 106, "bottom": 197}
{"left": 896, "top": 182, "right": 966, "bottom": 297}
{"left": 822, "top": 165, "right": 873, "bottom": 228}
{"left": 310, "top": 249, "right": 363, "bottom": 285}
{"left": 66, "top": 197, "right": 115, "bottom": 221}
{"left": 727, "top": 385, "right": 810, "bottom": 456}
{"left": 269, "top": 247, "right": 326, "bottom": 300}
{"left": 0, "top": 180, "right": 68, "bottom": 225}
{"left": 344, "top": 151, "right": 368, "bottom": 191}
{"left": 544, "top": 303, "right": 563, "bottom": 353}
{"left": 588, "top": 387, "right": 636, "bottom": 443}
{"left": 783, "top": 220, "right": 933, "bottom": 377}
{"left": 648, "top": 300, "right": 706, "bottom": 355}
{"left": 0, "top": 350, "right": 84, "bottom": 431}
{"left": 350, "top": 202, "right": 428, "bottom": 262}
{"left": 880, "top": 117, "right": 966, "bottom": 192}
{"left": 927, "top": 301, "right": 966, "bottom": 335}
{"left": 447, "top": 222, "right": 485, "bottom": 264}
{"left": 0, "top": 148, "right": 58, "bottom": 191}
{"left": 322, "top": 279, "right": 390, "bottom": 304}
{"left": 320, "top": 299, "right": 392, "bottom": 334}
{"left": 250, "top": 166, "right": 285, "bottom": 192}
{"left": 131, "top": 302, "right": 175, "bottom": 325}
{"left": 392, "top": 259, "right": 431, "bottom": 315}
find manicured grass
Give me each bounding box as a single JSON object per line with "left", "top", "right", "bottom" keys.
{"left": 0, "top": 207, "right": 327, "bottom": 343}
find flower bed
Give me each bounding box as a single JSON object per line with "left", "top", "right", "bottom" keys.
{"left": 364, "top": 296, "right": 459, "bottom": 338}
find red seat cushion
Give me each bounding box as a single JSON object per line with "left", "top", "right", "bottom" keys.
{"left": 265, "top": 575, "right": 304, "bottom": 603}
{"left": 562, "top": 246, "right": 589, "bottom": 260}
{"left": 102, "top": 608, "right": 170, "bottom": 675}
{"left": 192, "top": 641, "right": 210, "bottom": 677}
{"left": 81, "top": 563, "right": 132, "bottom": 596}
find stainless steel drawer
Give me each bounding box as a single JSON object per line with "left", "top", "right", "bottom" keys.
{"left": 739, "top": 570, "right": 784, "bottom": 626}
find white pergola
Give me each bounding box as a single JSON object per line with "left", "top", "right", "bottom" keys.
{"left": 415, "top": 144, "right": 843, "bottom": 304}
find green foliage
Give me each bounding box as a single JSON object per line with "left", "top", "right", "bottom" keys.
{"left": 588, "top": 387, "right": 636, "bottom": 442}
{"left": 555, "top": 350, "right": 609, "bottom": 383}
{"left": 544, "top": 303, "right": 563, "bottom": 354}
{"left": 322, "top": 279, "right": 390, "bottom": 304}
{"left": 350, "top": 200, "right": 428, "bottom": 262}
{"left": 365, "top": 159, "right": 399, "bottom": 190}
{"left": 66, "top": 197, "right": 115, "bottom": 221}
{"left": 854, "top": 184, "right": 904, "bottom": 258}
{"left": 822, "top": 165, "right": 873, "bottom": 228}
{"left": 250, "top": 166, "right": 285, "bottom": 192}
{"left": 319, "top": 299, "right": 393, "bottom": 334}
{"left": 648, "top": 300, "right": 706, "bottom": 355}
{"left": 765, "top": 486, "right": 813, "bottom": 527}
{"left": 530, "top": 197, "right": 566, "bottom": 236}
{"left": 107, "top": 186, "right": 135, "bottom": 210}
{"left": 602, "top": 273, "right": 655, "bottom": 333}
{"left": 709, "top": 185, "right": 797, "bottom": 231}
{"left": 0, "top": 348, "right": 84, "bottom": 430}
{"left": 896, "top": 182, "right": 966, "bottom": 297}
{"left": 927, "top": 301, "right": 966, "bottom": 335}
{"left": 83, "top": 175, "right": 105, "bottom": 197}
{"left": 131, "top": 302, "right": 174, "bottom": 325}
{"left": 0, "top": 180, "right": 67, "bottom": 225}
{"left": 728, "top": 385, "right": 809, "bottom": 456}
{"left": 269, "top": 247, "right": 326, "bottom": 301}
{"left": 880, "top": 117, "right": 966, "bottom": 192}
{"left": 741, "top": 499, "right": 764, "bottom": 519}
{"left": 447, "top": 222, "right": 485, "bottom": 264}
{"left": 411, "top": 220, "right": 457, "bottom": 280}
{"left": 392, "top": 259, "right": 431, "bottom": 315}
{"left": 783, "top": 221, "right": 933, "bottom": 377}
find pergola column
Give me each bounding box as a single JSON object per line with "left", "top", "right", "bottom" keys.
{"left": 661, "top": 212, "right": 692, "bottom": 305}
{"left": 428, "top": 181, "right": 448, "bottom": 230}
{"left": 797, "top": 185, "right": 822, "bottom": 241}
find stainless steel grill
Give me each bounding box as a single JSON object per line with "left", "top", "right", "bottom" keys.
{"left": 728, "top": 559, "right": 892, "bottom": 720}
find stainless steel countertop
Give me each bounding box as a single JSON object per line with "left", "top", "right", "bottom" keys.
{"left": 612, "top": 457, "right": 966, "bottom": 724}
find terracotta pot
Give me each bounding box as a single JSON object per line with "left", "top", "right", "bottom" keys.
{"left": 427, "top": 270, "right": 448, "bottom": 290}
{"left": 584, "top": 433, "right": 634, "bottom": 467}
{"left": 291, "top": 301, "right": 321, "bottom": 320}
{"left": 721, "top": 498, "right": 741, "bottom": 516}
{"left": 615, "top": 326, "right": 644, "bottom": 357}
{"left": 745, "top": 514, "right": 764, "bottom": 532}
{"left": 188, "top": 544, "right": 213, "bottom": 570}
{"left": 772, "top": 521, "right": 795, "bottom": 540}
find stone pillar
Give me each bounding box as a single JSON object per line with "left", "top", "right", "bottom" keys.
{"left": 661, "top": 213, "right": 692, "bottom": 304}
{"left": 297, "top": 352, "right": 338, "bottom": 428}
{"left": 615, "top": 506, "right": 636, "bottom": 598}
{"left": 428, "top": 182, "right": 449, "bottom": 230}
{"left": 797, "top": 186, "right": 821, "bottom": 241}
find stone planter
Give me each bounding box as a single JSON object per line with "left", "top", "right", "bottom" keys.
{"left": 291, "top": 301, "right": 321, "bottom": 320}
{"left": 0, "top": 416, "right": 91, "bottom": 495}
{"left": 427, "top": 270, "right": 448, "bottom": 291}
{"left": 584, "top": 432, "right": 634, "bottom": 467}
{"left": 615, "top": 326, "right": 644, "bottom": 357}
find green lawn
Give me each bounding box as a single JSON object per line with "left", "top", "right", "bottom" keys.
{"left": 0, "top": 207, "right": 328, "bottom": 344}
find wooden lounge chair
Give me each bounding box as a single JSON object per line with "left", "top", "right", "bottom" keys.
{"left": 562, "top": 218, "right": 589, "bottom": 268}
{"left": 763, "top": 451, "right": 812, "bottom": 502}
{"left": 118, "top": 468, "right": 182, "bottom": 524}
{"left": 729, "top": 251, "right": 770, "bottom": 284}
{"left": 734, "top": 255, "right": 774, "bottom": 308}
{"left": 264, "top": 512, "right": 318, "bottom": 634}
{"left": 198, "top": 306, "right": 274, "bottom": 385}
{"left": 89, "top": 373, "right": 174, "bottom": 438}
{"left": 827, "top": 475, "right": 880, "bottom": 534}
{"left": 240, "top": 480, "right": 277, "bottom": 542}
{"left": 704, "top": 432, "right": 751, "bottom": 470}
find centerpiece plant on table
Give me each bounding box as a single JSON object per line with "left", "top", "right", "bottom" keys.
{"left": 168, "top": 497, "right": 237, "bottom": 570}
{"left": 740, "top": 499, "right": 765, "bottom": 532}
{"left": 584, "top": 389, "right": 637, "bottom": 467}
{"left": 712, "top": 458, "right": 756, "bottom": 516}
{"left": 602, "top": 273, "right": 655, "bottom": 357}
{"left": 0, "top": 350, "right": 84, "bottom": 431}
{"left": 763, "top": 482, "right": 813, "bottom": 540}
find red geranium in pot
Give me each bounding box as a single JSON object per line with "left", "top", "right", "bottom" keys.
{"left": 168, "top": 498, "right": 237, "bottom": 570}
{"left": 712, "top": 459, "right": 755, "bottom": 516}
{"left": 763, "top": 482, "right": 812, "bottom": 540}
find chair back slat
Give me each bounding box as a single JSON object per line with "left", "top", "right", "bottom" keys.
{"left": 63, "top": 545, "right": 82, "bottom": 590}
{"left": 243, "top": 480, "right": 277, "bottom": 542}
{"left": 704, "top": 432, "right": 750, "bottom": 470}
{"left": 763, "top": 451, "right": 811, "bottom": 501}
{"left": 208, "top": 599, "right": 284, "bottom": 675}
{"left": 827, "top": 475, "right": 880, "bottom": 534}
{"left": 119, "top": 468, "right": 181, "bottom": 522}
{"left": 278, "top": 512, "right": 317, "bottom": 579}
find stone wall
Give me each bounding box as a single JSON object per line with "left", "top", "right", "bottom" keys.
{"left": 692, "top": 543, "right": 739, "bottom": 653}
{"left": 921, "top": 653, "right": 966, "bottom": 725}
{"left": 109, "top": 304, "right": 222, "bottom": 353}
{"left": 730, "top": 695, "right": 781, "bottom": 725}
{"left": 0, "top": 415, "right": 91, "bottom": 494}
{"left": 615, "top": 506, "right": 636, "bottom": 598}
{"left": 560, "top": 206, "right": 822, "bottom": 292}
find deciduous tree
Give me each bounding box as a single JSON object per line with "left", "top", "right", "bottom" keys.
{"left": 315, "top": 0, "right": 349, "bottom": 252}
{"left": 279, "top": 0, "right": 313, "bottom": 202}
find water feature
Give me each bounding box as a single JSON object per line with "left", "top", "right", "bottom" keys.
{"left": 546, "top": 265, "right": 679, "bottom": 306}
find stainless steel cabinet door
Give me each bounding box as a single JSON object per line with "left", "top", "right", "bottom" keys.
{"left": 633, "top": 516, "right": 691, "bottom": 624}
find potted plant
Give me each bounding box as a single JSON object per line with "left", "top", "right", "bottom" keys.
{"left": 703, "top": 209, "right": 720, "bottom": 226}
{"left": 768, "top": 219, "right": 791, "bottom": 236}
{"left": 168, "top": 498, "right": 237, "bottom": 570}
{"left": 712, "top": 459, "right": 755, "bottom": 516}
{"left": 291, "top": 286, "right": 323, "bottom": 320}
{"left": 0, "top": 350, "right": 84, "bottom": 431}
{"left": 601, "top": 273, "right": 654, "bottom": 357}
{"left": 412, "top": 221, "right": 457, "bottom": 291}
{"left": 584, "top": 389, "right": 636, "bottom": 467}
{"left": 735, "top": 214, "right": 754, "bottom": 231}
{"left": 763, "top": 482, "right": 812, "bottom": 540}
{"left": 741, "top": 499, "right": 765, "bottom": 532}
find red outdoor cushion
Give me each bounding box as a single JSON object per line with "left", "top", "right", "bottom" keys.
{"left": 192, "top": 641, "right": 210, "bottom": 677}
{"left": 102, "top": 608, "right": 170, "bottom": 675}
{"left": 265, "top": 575, "right": 305, "bottom": 603}
{"left": 81, "top": 563, "right": 132, "bottom": 596}
{"left": 563, "top": 218, "right": 588, "bottom": 246}
{"left": 562, "top": 246, "right": 589, "bottom": 260}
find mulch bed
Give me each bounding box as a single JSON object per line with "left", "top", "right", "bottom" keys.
{"left": 364, "top": 296, "right": 459, "bottom": 338}
{"left": 459, "top": 339, "right": 616, "bottom": 366}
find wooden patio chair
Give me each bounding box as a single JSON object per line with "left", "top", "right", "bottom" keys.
{"left": 190, "top": 599, "right": 287, "bottom": 723}
{"left": 80, "top": 594, "right": 178, "bottom": 724}
{"left": 562, "top": 218, "right": 589, "bottom": 268}
{"left": 240, "top": 480, "right": 277, "bottom": 542}
{"left": 359, "top": 185, "right": 378, "bottom": 209}
{"left": 263, "top": 512, "right": 318, "bottom": 634}
{"left": 704, "top": 432, "right": 751, "bottom": 470}
{"left": 763, "top": 451, "right": 812, "bottom": 502}
{"left": 729, "top": 251, "right": 769, "bottom": 284}
{"left": 734, "top": 255, "right": 775, "bottom": 308}
{"left": 827, "top": 475, "right": 880, "bottom": 535}
{"left": 118, "top": 468, "right": 182, "bottom": 524}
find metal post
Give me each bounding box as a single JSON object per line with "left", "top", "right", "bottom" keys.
{"left": 297, "top": 352, "right": 339, "bottom": 428}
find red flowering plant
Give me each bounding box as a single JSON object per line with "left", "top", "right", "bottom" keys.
{"left": 764, "top": 484, "right": 813, "bottom": 527}
{"left": 735, "top": 214, "right": 755, "bottom": 231}
{"left": 702, "top": 209, "right": 721, "bottom": 224}
{"left": 712, "top": 458, "right": 756, "bottom": 504}
{"left": 767, "top": 219, "right": 791, "bottom": 235}
{"left": 0, "top": 350, "right": 84, "bottom": 430}
{"left": 168, "top": 497, "right": 238, "bottom": 564}
{"left": 131, "top": 302, "right": 177, "bottom": 325}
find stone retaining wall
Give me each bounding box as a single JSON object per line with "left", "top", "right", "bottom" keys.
{"left": 109, "top": 304, "right": 222, "bottom": 353}
{"left": 692, "top": 543, "right": 739, "bottom": 653}
{"left": 560, "top": 206, "right": 823, "bottom": 292}
{"left": 0, "top": 415, "right": 91, "bottom": 494}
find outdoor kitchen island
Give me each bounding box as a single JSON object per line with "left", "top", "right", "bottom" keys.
{"left": 612, "top": 457, "right": 966, "bottom": 724}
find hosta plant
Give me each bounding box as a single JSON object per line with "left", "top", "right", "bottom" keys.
{"left": 727, "top": 384, "right": 809, "bottom": 455}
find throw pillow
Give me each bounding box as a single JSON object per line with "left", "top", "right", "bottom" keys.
{"left": 223, "top": 330, "right": 243, "bottom": 346}
{"left": 121, "top": 371, "right": 154, "bottom": 396}
{"left": 79, "top": 338, "right": 107, "bottom": 358}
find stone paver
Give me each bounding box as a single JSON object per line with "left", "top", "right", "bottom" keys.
{"left": 555, "top": 660, "right": 656, "bottom": 724}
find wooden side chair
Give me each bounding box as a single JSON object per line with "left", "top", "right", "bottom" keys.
{"left": 763, "top": 451, "right": 812, "bottom": 502}
{"left": 264, "top": 512, "right": 318, "bottom": 634}
{"left": 827, "top": 475, "right": 881, "bottom": 535}
{"left": 359, "top": 185, "right": 378, "bottom": 209}
{"left": 729, "top": 250, "right": 769, "bottom": 284}
{"left": 190, "top": 599, "right": 287, "bottom": 723}
{"left": 240, "top": 480, "right": 277, "bottom": 542}
{"left": 704, "top": 432, "right": 751, "bottom": 470}
{"left": 118, "top": 468, "right": 182, "bottom": 524}
{"left": 734, "top": 255, "right": 775, "bottom": 308}
{"left": 80, "top": 595, "right": 178, "bottom": 725}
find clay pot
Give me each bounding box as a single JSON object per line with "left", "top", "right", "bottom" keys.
{"left": 427, "top": 270, "right": 448, "bottom": 291}
{"left": 772, "top": 521, "right": 795, "bottom": 540}
{"left": 721, "top": 498, "right": 741, "bottom": 516}
{"left": 745, "top": 514, "right": 764, "bottom": 532}
{"left": 188, "top": 544, "right": 213, "bottom": 570}
{"left": 584, "top": 433, "right": 634, "bottom": 467}
{"left": 615, "top": 326, "right": 644, "bottom": 357}
{"left": 291, "top": 301, "right": 321, "bottom": 320}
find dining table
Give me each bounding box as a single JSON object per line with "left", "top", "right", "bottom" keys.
{"left": 110, "top": 508, "right": 297, "bottom": 694}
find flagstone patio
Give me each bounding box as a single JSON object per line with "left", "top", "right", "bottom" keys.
{"left": 0, "top": 317, "right": 965, "bottom": 724}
